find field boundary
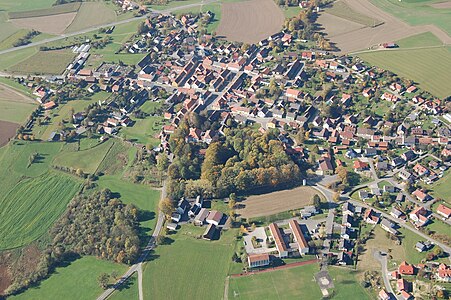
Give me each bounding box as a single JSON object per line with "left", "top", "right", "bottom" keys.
{"left": 231, "top": 259, "right": 319, "bottom": 278}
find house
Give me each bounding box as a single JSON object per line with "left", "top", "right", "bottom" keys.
{"left": 206, "top": 210, "right": 223, "bottom": 226}
{"left": 342, "top": 214, "right": 354, "bottom": 228}
{"left": 43, "top": 101, "right": 56, "bottom": 110}
{"left": 390, "top": 207, "right": 405, "bottom": 219}
{"left": 338, "top": 238, "right": 353, "bottom": 251}
{"left": 247, "top": 253, "right": 270, "bottom": 268}
{"left": 343, "top": 202, "right": 355, "bottom": 216}
{"left": 300, "top": 206, "right": 318, "bottom": 218}
{"left": 412, "top": 189, "right": 431, "bottom": 202}
{"left": 396, "top": 192, "right": 405, "bottom": 203}
{"left": 166, "top": 222, "right": 178, "bottom": 231}
{"left": 398, "top": 261, "right": 415, "bottom": 275}
{"left": 364, "top": 148, "right": 378, "bottom": 157}
{"left": 353, "top": 160, "right": 369, "bottom": 172}
{"left": 400, "top": 290, "right": 413, "bottom": 300}
{"left": 383, "top": 185, "right": 396, "bottom": 193}
{"left": 194, "top": 208, "right": 209, "bottom": 226}
{"left": 289, "top": 220, "right": 309, "bottom": 255}
{"left": 436, "top": 263, "right": 451, "bottom": 282}
{"left": 269, "top": 223, "right": 288, "bottom": 257}
{"left": 380, "top": 219, "right": 398, "bottom": 235}
{"left": 413, "top": 163, "right": 429, "bottom": 176}
{"left": 415, "top": 241, "right": 428, "bottom": 252}
{"left": 340, "top": 226, "right": 351, "bottom": 239}
{"left": 398, "top": 170, "right": 412, "bottom": 182}
{"left": 359, "top": 190, "right": 371, "bottom": 201}
{"left": 378, "top": 289, "right": 390, "bottom": 300}
{"left": 338, "top": 251, "right": 352, "bottom": 265}
{"left": 397, "top": 278, "right": 411, "bottom": 292}
{"left": 318, "top": 157, "right": 334, "bottom": 175}
{"left": 437, "top": 204, "right": 451, "bottom": 219}
{"left": 409, "top": 206, "right": 430, "bottom": 227}
{"left": 364, "top": 208, "right": 380, "bottom": 224}
{"left": 391, "top": 157, "right": 405, "bottom": 167}
{"left": 202, "top": 223, "right": 216, "bottom": 240}
{"left": 171, "top": 212, "right": 181, "bottom": 223}
{"left": 176, "top": 198, "right": 190, "bottom": 214}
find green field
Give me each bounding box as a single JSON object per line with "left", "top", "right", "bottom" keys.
{"left": 97, "top": 175, "right": 161, "bottom": 240}
{"left": 326, "top": 1, "right": 383, "bottom": 27}
{"left": 396, "top": 31, "right": 443, "bottom": 48}
{"left": 228, "top": 263, "right": 323, "bottom": 299}
{"left": 143, "top": 226, "right": 236, "bottom": 299}
{"left": 0, "top": 172, "right": 80, "bottom": 250}
{"left": 0, "top": 100, "right": 36, "bottom": 124}
{"left": 357, "top": 47, "right": 451, "bottom": 98}
{"left": 8, "top": 50, "right": 75, "bottom": 75}
{"left": 0, "top": 0, "right": 56, "bottom": 13}
{"left": 120, "top": 115, "right": 164, "bottom": 147}
{"left": 65, "top": 2, "right": 117, "bottom": 33}
{"left": 0, "top": 46, "right": 38, "bottom": 70}
{"left": 327, "top": 267, "right": 372, "bottom": 300}
{"left": 430, "top": 171, "right": 451, "bottom": 204}
{"left": 370, "top": 0, "right": 451, "bottom": 35}
{"left": 10, "top": 256, "right": 127, "bottom": 300}
{"left": 53, "top": 139, "right": 115, "bottom": 174}
{"left": 8, "top": 2, "right": 80, "bottom": 19}
{"left": 281, "top": 6, "right": 302, "bottom": 19}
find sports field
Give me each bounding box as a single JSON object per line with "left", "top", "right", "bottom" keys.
{"left": 0, "top": 172, "right": 80, "bottom": 250}
{"left": 238, "top": 186, "right": 319, "bottom": 218}
{"left": 228, "top": 263, "right": 323, "bottom": 299}
{"left": 10, "top": 256, "right": 127, "bottom": 300}
{"left": 357, "top": 46, "right": 451, "bottom": 98}
{"left": 8, "top": 50, "right": 75, "bottom": 75}
{"left": 143, "top": 226, "right": 236, "bottom": 299}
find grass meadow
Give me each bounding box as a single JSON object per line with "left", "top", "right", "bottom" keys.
{"left": 109, "top": 273, "right": 138, "bottom": 300}
{"left": 8, "top": 50, "right": 75, "bottom": 75}
{"left": 10, "top": 256, "right": 127, "bottom": 300}
{"left": 358, "top": 46, "right": 451, "bottom": 98}
{"left": 143, "top": 226, "right": 236, "bottom": 299}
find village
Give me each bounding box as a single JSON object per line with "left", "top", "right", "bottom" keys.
{"left": 1, "top": 4, "right": 450, "bottom": 300}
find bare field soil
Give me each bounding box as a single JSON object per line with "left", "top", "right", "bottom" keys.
{"left": 319, "top": 0, "right": 451, "bottom": 53}
{"left": 0, "top": 120, "right": 19, "bottom": 147}
{"left": 0, "top": 83, "right": 34, "bottom": 103}
{"left": 11, "top": 12, "right": 77, "bottom": 35}
{"left": 216, "top": 0, "right": 284, "bottom": 44}
{"left": 431, "top": 1, "right": 451, "bottom": 9}
{"left": 238, "top": 186, "right": 318, "bottom": 218}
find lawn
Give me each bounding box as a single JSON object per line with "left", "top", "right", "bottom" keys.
{"left": 143, "top": 226, "right": 236, "bottom": 299}
{"left": 0, "top": 172, "right": 81, "bottom": 250}
{"left": 370, "top": 0, "right": 451, "bottom": 35}
{"left": 97, "top": 175, "right": 161, "bottom": 241}
{"left": 10, "top": 256, "right": 127, "bottom": 300}
{"left": 8, "top": 50, "right": 75, "bottom": 75}
{"left": 228, "top": 263, "right": 323, "bottom": 299}
{"left": 357, "top": 47, "right": 451, "bottom": 98}
{"left": 53, "top": 139, "right": 115, "bottom": 174}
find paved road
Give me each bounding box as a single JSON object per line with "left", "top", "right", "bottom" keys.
{"left": 96, "top": 180, "right": 166, "bottom": 300}
{"left": 374, "top": 250, "right": 399, "bottom": 299}
{"left": 0, "top": 0, "right": 219, "bottom": 56}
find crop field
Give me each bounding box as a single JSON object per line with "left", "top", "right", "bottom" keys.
{"left": 216, "top": 0, "right": 284, "bottom": 44}
{"left": 318, "top": 0, "right": 451, "bottom": 54}
{"left": 0, "top": 82, "right": 37, "bottom": 123}
{"left": 238, "top": 186, "right": 319, "bottom": 218}
{"left": 0, "top": 172, "right": 80, "bottom": 250}
{"left": 8, "top": 2, "right": 81, "bottom": 19}
{"left": 53, "top": 139, "right": 115, "bottom": 174}
{"left": 0, "top": 12, "right": 21, "bottom": 47}
{"left": 96, "top": 141, "right": 131, "bottom": 175}
{"left": 396, "top": 31, "right": 443, "bottom": 48}
{"left": 8, "top": 50, "right": 75, "bottom": 75}
{"left": 65, "top": 2, "right": 117, "bottom": 33}
{"left": 0, "top": 120, "right": 19, "bottom": 147}
{"left": 325, "top": 0, "right": 383, "bottom": 27}
{"left": 10, "top": 256, "right": 127, "bottom": 300}
{"left": 357, "top": 47, "right": 451, "bottom": 98}
{"left": 370, "top": 0, "right": 451, "bottom": 35}
{"left": 228, "top": 263, "right": 322, "bottom": 300}
{"left": 143, "top": 226, "right": 236, "bottom": 299}
{"left": 11, "top": 12, "right": 78, "bottom": 35}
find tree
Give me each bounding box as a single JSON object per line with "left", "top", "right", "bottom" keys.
{"left": 97, "top": 273, "right": 110, "bottom": 290}
{"left": 228, "top": 199, "right": 236, "bottom": 209}
{"left": 433, "top": 247, "right": 443, "bottom": 258}
{"left": 312, "top": 194, "right": 321, "bottom": 210}
{"left": 159, "top": 198, "right": 174, "bottom": 218}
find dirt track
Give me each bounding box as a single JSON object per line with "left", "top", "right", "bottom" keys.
{"left": 216, "top": 0, "right": 284, "bottom": 44}
{"left": 238, "top": 186, "right": 319, "bottom": 218}
{"left": 319, "top": 0, "right": 451, "bottom": 53}
{"left": 11, "top": 12, "right": 77, "bottom": 34}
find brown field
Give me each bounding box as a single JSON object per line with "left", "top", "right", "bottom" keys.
{"left": 11, "top": 12, "right": 77, "bottom": 35}
{"left": 238, "top": 186, "right": 319, "bottom": 218}
{"left": 0, "top": 83, "right": 34, "bottom": 103}
{"left": 0, "top": 120, "right": 19, "bottom": 147}
{"left": 319, "top": 0, "right": 451, "bottom": 54}
{"left": 431, "top": 1, "right": 451, "bottom": 9}
{"left": 216, "top": 0, "right": 284, "bottom": 44}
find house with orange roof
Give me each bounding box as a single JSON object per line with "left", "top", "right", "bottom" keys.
{"left": 398, "top": 261, "right": 415, "bottom": 275}
{"left": 437, "top": 204, "right": 451, "bottom": 219}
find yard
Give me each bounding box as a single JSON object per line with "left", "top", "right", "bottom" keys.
{"left": 228, "top": 263, "right": 323, "bottom": 299}
{"left": 8, "top": 50, "right": 75, "bottom": 75}
{"left": 238, "top": 186, "right": 320, "bottom": 219}
{"left": 0, "top": 172, "right": 81, "bottom": 250}
{"left": 143, "top": 226, "right": 236, "bottom": 299}
{"left": 357, "top": 47, "right": 451, "bottom": 99}
{"left": 10, "top": 256, "right": 127, "bottom": 300}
